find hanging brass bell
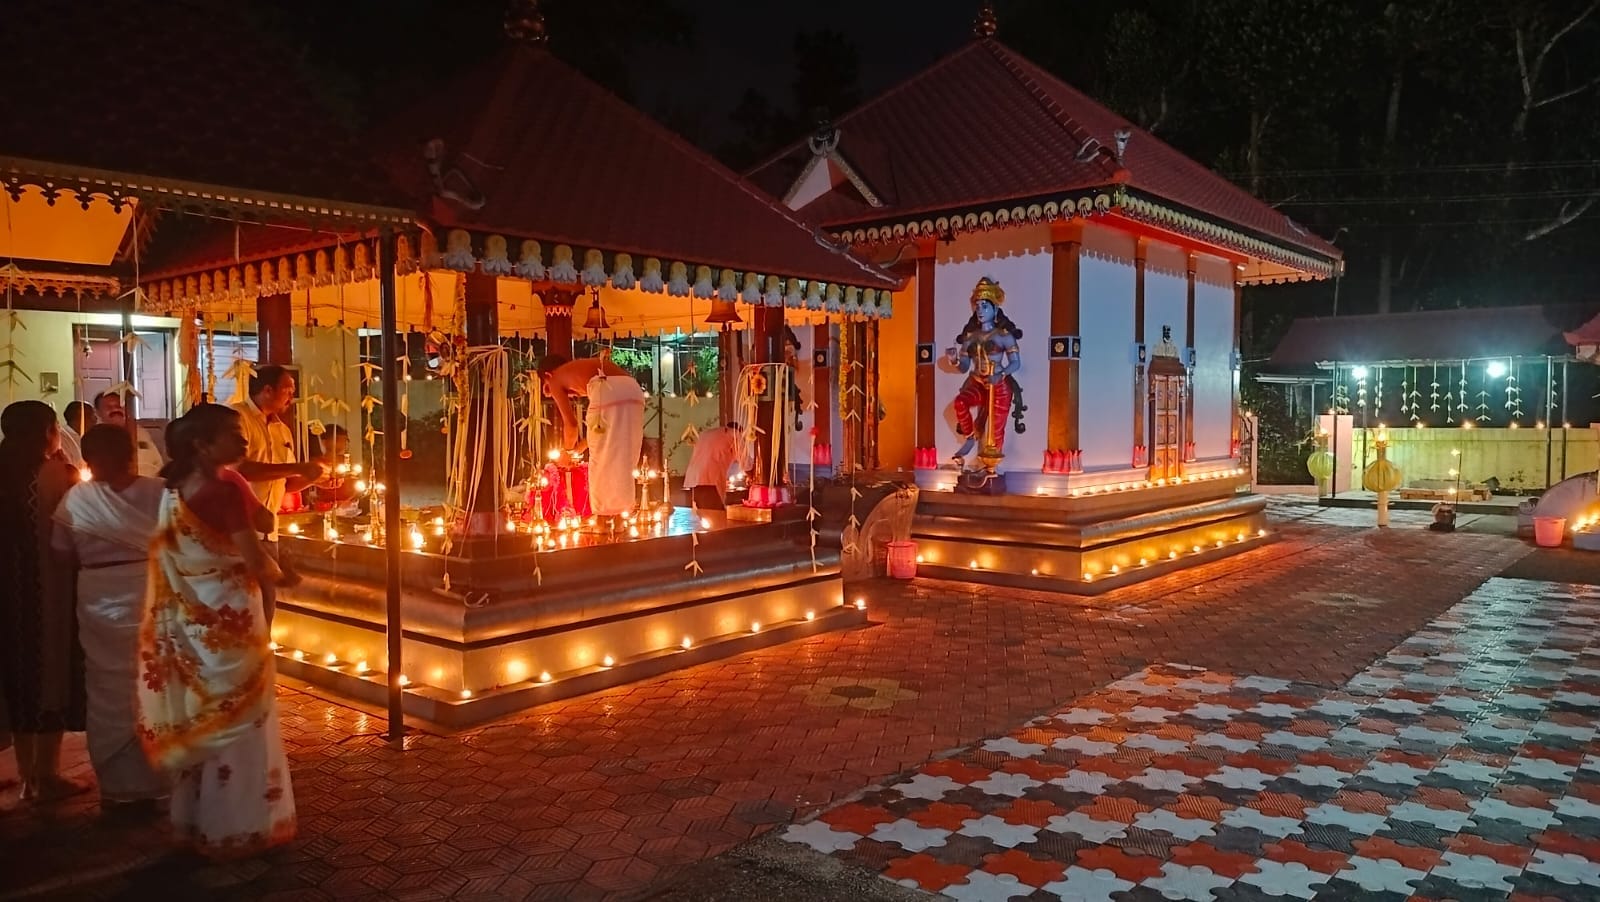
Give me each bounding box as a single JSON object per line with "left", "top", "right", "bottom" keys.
{"left": 704, "top": 297, "right": 742, "bottom": 327}
{"left": 582, "top": 292, "right": 609, "bottom": 331}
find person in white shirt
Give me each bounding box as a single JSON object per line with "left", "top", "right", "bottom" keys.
{"left": 93, "top": 392, "right": 163, "bottom": 476}
{"left": 58, "top": 401, "right": 96, "bottom": 467}
{"left": 682, "top": 423, "right": 742, "bottom": 511}
{"left": 229, "top": 365, "right": 323, "bottom": 539}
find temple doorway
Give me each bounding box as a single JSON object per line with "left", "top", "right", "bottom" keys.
{"left": 1148, "top": 359, "right": 1186, "bottom": 481}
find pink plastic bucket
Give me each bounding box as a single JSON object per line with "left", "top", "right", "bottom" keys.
{"left": 886, "top": 541, "right": 917, "bottom": 579}
{"left": 1534, "top": 516, "right": 1567, "bottom": 548}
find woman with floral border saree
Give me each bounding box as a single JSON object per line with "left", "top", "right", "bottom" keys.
{"left": 137, "top": 404, "right": 296, "bottom": 857}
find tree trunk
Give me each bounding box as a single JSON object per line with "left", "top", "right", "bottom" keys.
{"left": 1246, "top": 108, "right": 1269, "bottom": 196}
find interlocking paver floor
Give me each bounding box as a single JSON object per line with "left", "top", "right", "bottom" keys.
{"left": 0, "top": 504, "right": 1537, "bottom": 899}
{"left": 783, "top": 577, "right": 1600, "bottom": 901}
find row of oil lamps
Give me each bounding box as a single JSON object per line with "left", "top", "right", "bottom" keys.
{"left": 269, "top": 597, "right": 868, "bottom": 700}
{"left": 1049, "top": 466, "right": 1249, "bottom": 497}
{"left": 917, "top": 526, "right": 1270, "bottom": 582}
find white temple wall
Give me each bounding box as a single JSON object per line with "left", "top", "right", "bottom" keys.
{"left": 1142, "top": 242, "right": 1188, "bottom": 349}
{"left": 1193, "top": 255, "right": 1236, "bottom": 459}
{"left": 1077, "top": 224, "right": 1138, "bottom": 471}
{"left": 0, "top": 309, "right": 181, "bottom": 414}
{"left": 933, "top": 224, "right": 1052, "bottom": 473}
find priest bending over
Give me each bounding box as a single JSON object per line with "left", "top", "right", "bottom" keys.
{"left": 537, "top": 355, "right": 646, "bottom": 517}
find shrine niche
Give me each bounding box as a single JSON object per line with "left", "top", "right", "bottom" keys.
{"left": 945, "top": 277, "right": 1025, "bottom": 491}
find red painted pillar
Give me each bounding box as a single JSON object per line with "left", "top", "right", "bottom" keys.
{"left": 541, "top": 287, "right": 577, "bottom": 359}
{"left": 257, "top": 293, "right": 293, "bottom": 365}
{"left": 812, "top": 323, "right": 831, "bottom": 467}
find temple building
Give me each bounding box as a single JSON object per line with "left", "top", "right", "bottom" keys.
{"left": 125, "top": 5, "right": 901, "bottom": 723}
{"left": 749, "top": 11, "right": 1343, "bottom": 591}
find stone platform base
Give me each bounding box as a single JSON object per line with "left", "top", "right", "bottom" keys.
{"left": 910, "top": 478, "right": 1269, "bottom": 595}
{"left": 267, "top": 513, "right": 856, "bottom": 727}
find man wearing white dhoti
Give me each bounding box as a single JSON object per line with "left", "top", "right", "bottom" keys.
{"left": 50, "top": 424, "right": 169, "bottom": 807}
{"left": 537, "top": 355, "right": 647, "bottom": 518}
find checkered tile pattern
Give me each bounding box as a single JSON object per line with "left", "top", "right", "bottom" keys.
{"left": 783, "top": 577, "right": 1600, "bottom": 900}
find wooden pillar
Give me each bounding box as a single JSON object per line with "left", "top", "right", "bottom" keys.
{"left": 375, "top": 229, "right": 404, "bottom": 742}
{"left": 864, "top": 318, "right": 880, "bottom": 470}
{"left": 1047, "top": 223, "right": 1082, "bottom": 464}
{"left": 257, "top": 292, "right": 293, "bottom": 365}
{"left": 1132, "top": 239, "right": 1149, "bottom": 462}
{"left": 1184, "top": 254, "right": 1198, "bottom": 459}
{"left": 914, "top": 242, "right": 937, "bottom": 452}
{"left": 751, "top": 305, "right": 787, "bottom": 485}
{"left": 541, "top": 287, "right": 577, "bottom": 359}
{"left": 812, "top": 323, "right": 831, "bottom": 458}
{"left": 462, "top": 272, "right": 501, "bottom": 531}
{"left": 718, "top": 328, "right": 737, "bottom": 426}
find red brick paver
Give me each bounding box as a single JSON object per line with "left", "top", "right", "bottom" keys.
{"left": 0, "top": 512, "right": 1528, "bottom": 899}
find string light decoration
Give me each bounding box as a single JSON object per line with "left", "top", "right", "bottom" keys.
{"left": 1407, "top": 365, "right": 1421, "bottom": 422}
{"left": 1476, "top": 362, "right": 1490, "bottom": 422}
{"left": 0, "top": 278, "right": 24, "bottom": 402}
{"left": 1505, "top": 358, "right": 1522, "bottom": 420}
{"left": 1430, "top": 363, "right": 1441, "bottom": 413}
{"left": 1457, "top": 360, "right": 1469, "bottom": 418}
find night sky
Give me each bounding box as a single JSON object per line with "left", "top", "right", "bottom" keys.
{"left": 627, "top": 0, "right": 982, "bottom": 146}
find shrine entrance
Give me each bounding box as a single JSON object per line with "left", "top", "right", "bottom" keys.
{"left": 1148, "top": 356, "right": 1187, "bottom": 481}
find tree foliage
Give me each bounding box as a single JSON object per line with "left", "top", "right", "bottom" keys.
{"left": 997, "top": 0, "right": 1600, "bottom": 316}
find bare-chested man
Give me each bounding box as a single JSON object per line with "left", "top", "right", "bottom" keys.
{"left": 535, "top": 355, "right": 647, "bottom": 516}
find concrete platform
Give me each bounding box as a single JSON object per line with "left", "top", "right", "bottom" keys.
{"left": 909, "top": 475, "right": 1270, "bottom": 594}
{"left": 268, "top": 510, "right": 857, "bottom": 726}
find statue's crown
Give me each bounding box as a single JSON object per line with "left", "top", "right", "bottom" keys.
{"left": 970, "top": 277, "right": 1005, "bottom": 307}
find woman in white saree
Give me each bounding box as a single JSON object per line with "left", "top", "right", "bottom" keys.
{"left": 51, "top": 425, "right": 168, "bottom": 807}
{"left": 137, "top": 404, "right": 296, "bottom": 857}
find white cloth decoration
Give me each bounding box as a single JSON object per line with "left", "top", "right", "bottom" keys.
{"left": 639, "top": 258, "right": 665, "bottom": 293}
{"left": 692, "top": 266, "right": 715, "bottom": 299}
{"left": 548, "top": 245, "right": 579, "bottom": 283}
{"left": 580, "top": 249, "right": 608, "bottom": 287}
{"left": 610, "top": 254, "right": 637, "bottom": 291}
{"left": 481, "top": 235, "right": 513, "bottom": 275}
{"left": 669, "top": 262, "right": 693, "bottom": 297}
{"left": 441, "top": 229, "right": 476, "bottom": 271}
{"left": 515, "top": 240, "right": 546, "bottom": 280}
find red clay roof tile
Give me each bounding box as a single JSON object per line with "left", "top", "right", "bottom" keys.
{"left": 749, "top": 39, "right": 1339, "bottom": 264}
{"left": 371, "top": 46, "right": 897, "bottom": 290}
